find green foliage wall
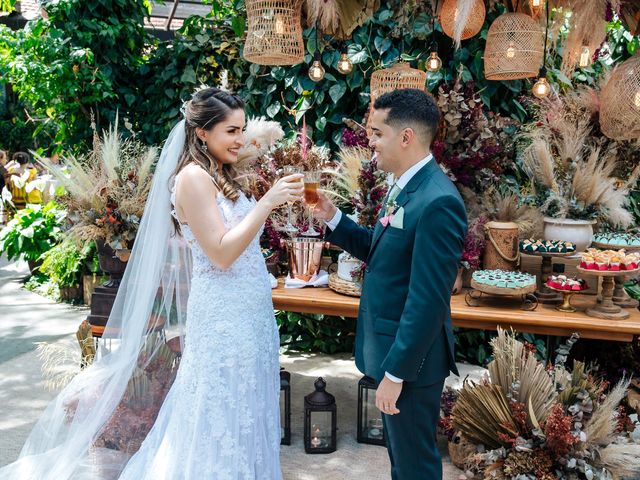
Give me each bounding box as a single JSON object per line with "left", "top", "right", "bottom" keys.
{"left": 0, "top": 0, "right": 151, "bottom": 151}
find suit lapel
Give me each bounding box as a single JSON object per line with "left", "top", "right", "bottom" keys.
{"left": 368, "top": 160, "right": 440, "bottom": 259}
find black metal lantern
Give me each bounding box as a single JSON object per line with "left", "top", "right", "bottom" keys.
{"left": 280, "top": 369, "right": 291, "bottom": 445}
{"left": 357, "top": 375, "right": 386, "bottom": 446}
{"left": 304, "top": 377, "right": 337, "bottom": 453}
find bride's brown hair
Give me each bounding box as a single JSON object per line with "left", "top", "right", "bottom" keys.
{"left": 172, "top": 88, "right": 251, "bottom": 231}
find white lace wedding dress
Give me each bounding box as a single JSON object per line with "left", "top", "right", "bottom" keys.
{"left": 118, "top": 190, "right": 282, "bottom": 480}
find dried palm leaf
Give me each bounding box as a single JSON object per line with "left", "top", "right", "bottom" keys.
{"left": 306, "top": 0, "right": 340, "bottom": 32}
{"left": 488, "top": 328, "right": 557, "bottom": 423}
{"left": 452, "top": 380, "right": 519, "bottom": 449}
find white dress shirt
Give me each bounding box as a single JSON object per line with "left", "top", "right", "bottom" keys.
{"left": 325, "top": 154, "right": 434, "bottom": 383}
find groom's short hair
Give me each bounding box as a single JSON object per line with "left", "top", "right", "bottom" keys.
{"left": 373, "top": 88, "right": 440, "bottom": 144}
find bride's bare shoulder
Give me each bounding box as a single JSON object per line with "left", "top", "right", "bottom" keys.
{"left": 176, "top": 164, "right": 218, "bottom": 194}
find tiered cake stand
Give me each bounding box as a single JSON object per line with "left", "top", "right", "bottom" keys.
{"left": 523, "top": 250, "right": 575, "bottom": 304}
{"left": 591, "top": 241, "right": 640, "bottom": 308}
{"left": 577, "top": 266, "right": 640, "bottom": 320}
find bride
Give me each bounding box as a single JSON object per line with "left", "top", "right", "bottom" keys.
{"left": 0, "top": 87, "right": 303, "bottom": 479}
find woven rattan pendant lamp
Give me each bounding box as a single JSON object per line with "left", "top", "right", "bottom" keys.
{"left": 600, "top": 54, "right": 640, "bottom": 141}
{"left": 369, "top": 63, "right": 427, "bottom": 106}
{"left": 244, "top": 0, "right": 305, "bottom": 66}
{"left": 439, "top": 0, "right": 486, "bottom": 45}
{"left": 484, "top": 10, "right": 544, "bottom": 80}
{"left": 367, "top": 62, "right": 427, "bottom": 127}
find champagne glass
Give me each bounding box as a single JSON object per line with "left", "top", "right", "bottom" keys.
{"left": 304, "top": 170, "right": 321, "bottom": 237}
{"left": 282, "top": 165, "right": 301, "bottom": 234}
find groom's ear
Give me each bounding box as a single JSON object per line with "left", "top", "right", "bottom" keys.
{"left": 401, "top": 127, "right": 415, "bottom": 146}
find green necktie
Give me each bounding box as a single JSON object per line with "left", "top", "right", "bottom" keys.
{"left": 385, "top": 184, "right": 401, "bottom": 215}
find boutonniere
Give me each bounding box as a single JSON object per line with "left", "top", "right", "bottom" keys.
{"left": 379, "top": 200, "right": 398, "bottom": 227}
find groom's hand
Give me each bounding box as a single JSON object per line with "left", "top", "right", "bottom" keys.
{"left": 375, "top": 377, "right": 402, "bottom": 415}
{"left": 310, "top": 192, "right": 337, "bottom": 221}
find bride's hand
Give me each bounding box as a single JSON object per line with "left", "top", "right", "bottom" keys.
{"left": 261, "top": 174, "right": 304, "bottom": 210}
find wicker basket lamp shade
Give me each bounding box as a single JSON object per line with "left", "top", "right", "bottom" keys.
{"left": 369, "top": 62, "right": 427, "bottom": 106}
{"left": 439, "top": 0, "right": 486, "bottom": 42}
{"left": 484, "top": 12, "right": 545, "bottom": 80}
{"left": 600, "top": 54, "right": 640, "bottom": 141}
{"left": 243, "top": 0, "right": 304, "bottom": 66}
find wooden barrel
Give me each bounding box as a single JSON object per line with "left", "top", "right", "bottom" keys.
{"left": 483, "top": 221, "right": 520, "bottom": 271}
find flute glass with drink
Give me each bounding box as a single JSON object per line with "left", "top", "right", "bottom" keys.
{"left": 282, "top": 165, "right": 301, "bottom": 234}
{"left": 303, "top": 170, "right": 321, "bottom": 237}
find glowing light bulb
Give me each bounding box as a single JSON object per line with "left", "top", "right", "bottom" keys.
{"left": 308, "top": 60, "right": 325, "bottom": 82}
{"left": 531, "top": 0, "right": 541, "bottom": 7}
{"left": 336, "top": 52, "right": 353, "bottom": 75}
{"left": 426, "top": 51, "right": 442, "bottom": 72}
{"left": 579, "top": 46, "right": 590, "bottom": 68}
{"left": 274, "top": 14, "right": 285, "bottom": 35}
{"left": 506, "top": 42, "right": 516, "bottom": 59}
{"left": 453, "top": 8, "right": 459, "bottom": 21}
{"left": 634, "top": 90, "right": 640, "bottom": 109}
{"left": 533, "top": 77, "right": 551, "bottom": 98}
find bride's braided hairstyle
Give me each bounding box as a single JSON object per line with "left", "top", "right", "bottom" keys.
{"left": 173, "top": 88, "right": 251, "bottom": 228}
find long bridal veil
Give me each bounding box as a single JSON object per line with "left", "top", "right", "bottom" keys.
{"left": 0, "top": 120, "right": 192, "bottom": 480}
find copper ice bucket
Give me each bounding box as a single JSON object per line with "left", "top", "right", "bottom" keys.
{"left": 286, "top": 238, "right": 324, "bottom": 282}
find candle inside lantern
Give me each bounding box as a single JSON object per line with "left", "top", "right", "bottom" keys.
{"left": 311, "top": 425, "right": 323, "bottom": 447}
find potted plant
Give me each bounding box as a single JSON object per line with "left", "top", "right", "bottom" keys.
{"left": 520, "top": 87, "right": 639, "bottom": 251}
{"left": 0, "top": 200, "right": 66, "bottom": 273}
{"left": 38, "top": 238, "right": 95, "bottom": 302}
{"left": 37, "top": 121, "right": 158, "bottom": 285}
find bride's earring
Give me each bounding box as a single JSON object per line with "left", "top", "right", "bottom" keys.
{"left": 201, "top": 140, "right": 207, "bottom": 152}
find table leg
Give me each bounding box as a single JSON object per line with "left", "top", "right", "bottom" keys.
{"left": 535, "top": 255, "right": 562, "bottom": 304}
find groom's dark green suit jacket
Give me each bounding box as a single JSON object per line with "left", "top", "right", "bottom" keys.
{"left": 326, "top": 160, "right": 467, "bottom": 387}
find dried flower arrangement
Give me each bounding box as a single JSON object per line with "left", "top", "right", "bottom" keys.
{"left": 37, "top": 120, "right": 157, "bottom": 251}
{"left": 451, "top": 328, "right": 640, "bottom": 480}
{"left": 432, "top": 77, "right": 518, "bottom": 194}
{"left": 520, "top": 86, "right": 640, "bottom": 229}
{"left": 239, "top": 116, "right": 329, "bottom": 257}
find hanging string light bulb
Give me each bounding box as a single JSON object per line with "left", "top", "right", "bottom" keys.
{"left": 309, "top": 51, "right": 325, "bottom": 81}
{"left": 426, "top": 42, "right": 443, "bottom": 72}
{"left": 308, "top": 22, "right": 325, "bottom": 82}
{"left": 336, "top": 44, "right": 353, "bottom": 75}
{"left": 532, "top": 67, "right": 551, "bottom": 98}
{"left": 506, "top": 41, "right": 516, "bottom": 58}
{"left": 579, "top": 45, "right": 591, "bottom": 68}
{"left": 532, "top": 0, "right": 551, "bottom": 98}
{"left": 426, "top": 1, "right": 442, "bottom": 73}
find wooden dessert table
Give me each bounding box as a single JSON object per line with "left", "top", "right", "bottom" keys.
{"left": 272, "top": 279, "right": 640, "bottom": 343}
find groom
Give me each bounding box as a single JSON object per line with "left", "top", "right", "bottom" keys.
{"left": 312, "top": 88, "right": 467, "bottom": 479}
